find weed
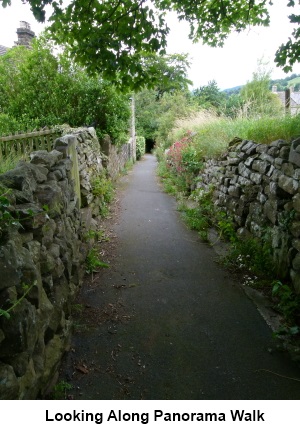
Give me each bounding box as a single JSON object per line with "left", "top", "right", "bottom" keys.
{"left": 91, "top": 172, "right": 114, "bottom": 203}
{"left": 272, "top": 281, "right": 300, "bottom": 327}
{"left": 71, "top": 303, "right": 84, "bottom": 314}
{"left": 85, "top": 247, "right": 109, "bottom": 274}
{"left": 217, "top": 212, "right": 237, "bottom": 243}
{"left": 180, "top": 206, "right": 211, "bottom": 241}
{"left": 84, "top": 229, "right": 110, "bottom": 242}
{"left": 121, "top": 159, "right": 134, "bottom": 175}
{"left": 52, "top": 380, "right": 73, "bottom": 400}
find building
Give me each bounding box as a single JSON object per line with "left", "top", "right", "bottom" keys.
{"left": 272, "top": 85, "right": 300, "bottom": 116}
{"left": 0, "top": 44, "right": 8, "bottom": 56}
{"left": 0, "top": 21, "right": 35, "bottom": 56}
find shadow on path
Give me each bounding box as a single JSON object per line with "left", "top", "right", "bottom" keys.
{"left": 59, "top": 155, "right": 300, "bottom": 400}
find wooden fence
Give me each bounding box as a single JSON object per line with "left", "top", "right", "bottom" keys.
{"left": 0, "top": 128, "right": 61, "bottom": 161}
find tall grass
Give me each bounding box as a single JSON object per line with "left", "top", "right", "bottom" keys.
{"left": 166, "top": 111, "right": 300, "bottom": 159}
{"left": 0, "top": 153, "right": 21, "bottom": 174}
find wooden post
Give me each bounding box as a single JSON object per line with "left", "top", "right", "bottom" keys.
{"left": 285, "top": 88, "right": 291, "bottom": 115}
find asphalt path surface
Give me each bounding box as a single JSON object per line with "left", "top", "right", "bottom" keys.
{"left": 60, "top": 154, "right": 300, "bottom": 400}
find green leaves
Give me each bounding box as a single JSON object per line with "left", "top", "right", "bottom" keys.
{"left": 46, "top": 0, "right": 170, "bottom": 89}
{"left": 0, "top": 308, "right": 11, "bottom": 319}
{"left": 1, "top": 0, "right": 299, "bottom": 87}
{"left": 272, "top": 280, "right": 300, "bottom": 326}
{"left": 0, "top": 37, "right": 131, "bottom": 142}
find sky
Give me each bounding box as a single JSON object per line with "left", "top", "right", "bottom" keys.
{"left": 0, "top": 1, "right": 299, "bottom": 90}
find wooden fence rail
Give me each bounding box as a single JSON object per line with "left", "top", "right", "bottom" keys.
{"left": 0, "top": 128, "right": 61, "bottom": 160}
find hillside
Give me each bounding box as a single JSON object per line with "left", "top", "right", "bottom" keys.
{"left": 270, "top": 73, "right": 300, "bottom": 91}
{"left": 223, "top": 73, "right": 300, "bottom": 94}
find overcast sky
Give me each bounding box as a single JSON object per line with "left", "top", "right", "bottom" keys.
{"left": 0, "top": 1, "right": 299, "bottom": 90}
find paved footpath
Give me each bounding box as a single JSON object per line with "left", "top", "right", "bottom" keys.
{"left": 60, "top": 154, "right": 300, "bottom": 400}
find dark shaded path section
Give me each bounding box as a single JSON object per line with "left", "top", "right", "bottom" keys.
{"left": 60, "top": 155, "right": 300, "bottom": 399}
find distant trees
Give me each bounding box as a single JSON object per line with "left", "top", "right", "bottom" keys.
{"left": 192, "top": 80, "right": 226, "bottom": 113}
{"left": 270, "top": 73, "right": 300, "bottom": 92}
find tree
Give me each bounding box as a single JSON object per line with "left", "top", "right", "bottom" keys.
{"left": 134, "top": 53, "right": 193, "bottom": 139}
{"left": 192, "top": 80, "right": 226, "bottom": 113}
{"left": 1, "top": 1, "right": 299, "bottom": 87}
{"left": 275, "top": 2, "right": 300, "bottom": 72}
{"left": 240, "top": 60, "right": 283, "bottom": 117}
{"left": 0, "top": 36, "right": 131, "bottom": 142}
{"left": 143, "top": 53, "right": 192, "bottom": 99}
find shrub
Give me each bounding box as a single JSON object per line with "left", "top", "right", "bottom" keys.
{"left": 136, "top": 136, "right": 146, "bottom": 159}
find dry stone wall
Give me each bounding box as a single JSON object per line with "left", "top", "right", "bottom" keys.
{"left": 100, "top": 135, "right": 131, "bottom": 179}
{"left": 0, "top": 127, "right": 132, "bottom": 399}
{"left": 196, "top": 137, "right": 300, "bottom": 293}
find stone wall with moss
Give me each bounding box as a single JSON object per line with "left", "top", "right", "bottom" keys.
{"left": 0, "top": 127, "right": 131, "bottom": 399}
{"left": 195, "top": 137, "right": 300, "bottom": 293}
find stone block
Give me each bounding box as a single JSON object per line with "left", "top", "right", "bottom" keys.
{"left": 0, "top": 363, "right": 19, "bottom": 400}
{"left": 259, "top": 152, "right": 275, "bottom": 164}
{"left": 244, "top": 155, "right": 258, "bottom": 167}
{"left": 275, "top": 158, "right": 284, "bottom": 169}
{"left": 278, "top": 174, "right": 299, "bottom": 195}
{"left": 264, "top": 199, "right": 278, "bottom": 224}
{"left": 289, "top": 138, "right": 300, "bottom": 167}
{"left": 30, "top": 150, "right": 63, "bottom": 168}
{"left": 292, "top": 252, "right": 300, "bottom": 271}
{"left": 294, "top": 169, "right": 300, "bottom": 180}
{"left": 237, "top": 176, "right": 252, "bottom": 186}
{"left": 238, "top": 162, "right": 252, "bottom": 178}
{"left": 270, "top": 168, "right": 282, "bottom": 181}
{"left": 228, "top": 185, "right": 241, "bottom": 197}
{"left": 265, "top": 181, "right": 290, "bottom": 199}
{"left": 293, "top": 193, "right": 300, "bottom": 212}
{"left": 290, "top": 269, "right": 300, "bottom": 294}
{"left": 241, "top": 141, "right": 258, "bottom": 155}
{"left": 270, "top": 139, "right": 289, "bottom": 148}
{"left": 252, "top": 160, "right": 270, "bottom": 174}
{"left": 280, "top": 146, "right": 290, "bottom": 160}
{"left": 290, "top": 221, "right": 300, "bottom": 237}
{"left": 265, "top": 165, "right": 275, "bottom": 177}
{"left": 35, "top": 181, "right": 63, "bottom": 216}
{"left": 282, "top": 162, "right": 295, "bottom": 178}
{"left": 292, "top": 239, "right": 300, "bottom": 252}
{"left": 257, "top": 192, "right": 267, "bottom": 204}
{"left": 0, "top": 242, "right": 22, "bottom": 291}
{"left": 249, "top": 172, "right": 262, "bottom": 184}
{"left": 268, "top": 147, "right": 280, "bottom": 157}
{"left": 256, "top": 144, "right": 268, "bottom": 153}
{"left": 0, "top": 298, "right": 37, "bottom": 357}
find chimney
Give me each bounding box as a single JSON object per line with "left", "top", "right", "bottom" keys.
{"left": 15, "top": 21, "right": 35, "bottom": 48}
{"left": 272, "top": 85, "right": 277, "bottom": 93}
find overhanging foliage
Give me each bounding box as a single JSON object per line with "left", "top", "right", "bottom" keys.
{"left": 1, "top": 1, "right": 299, "bottom": 88}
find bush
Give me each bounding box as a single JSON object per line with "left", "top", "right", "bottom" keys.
{"left": 136, "top": 136, "right": 146, "bottom": 159}
{"left": 0, "top": 38, "right": 131, "bottom": 144}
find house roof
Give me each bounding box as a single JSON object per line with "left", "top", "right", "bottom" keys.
{"left": 291, "top": 93, "right": 300, "bottom": 105}
{"left": 274, "top": 90, "right": 300, "bottom": 107}
{"left": 0, "top": 45, "right": 8, "bottom": 56}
